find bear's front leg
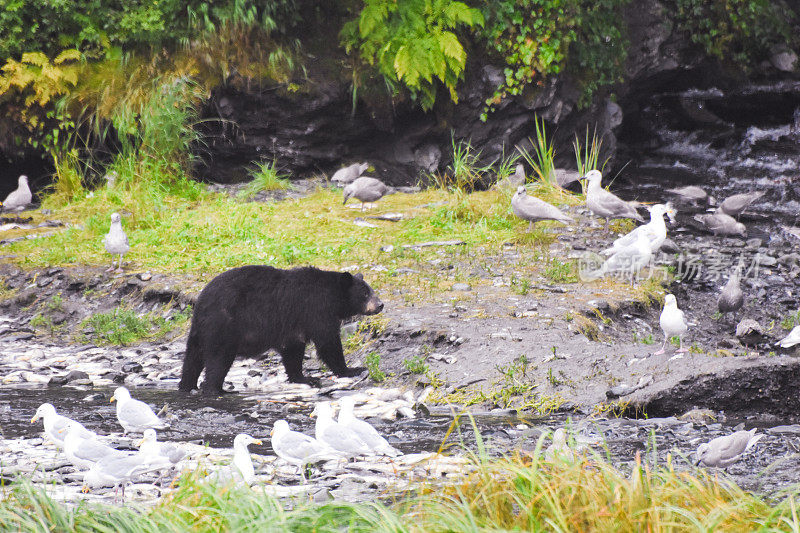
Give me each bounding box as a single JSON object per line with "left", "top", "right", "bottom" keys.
{"left": 313, "top": 333, "right": 366, "bottom": 378}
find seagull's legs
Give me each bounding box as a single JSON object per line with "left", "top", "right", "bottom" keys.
{"left": 360, "top": 202, "right": 365, "bottom": 212}
{"left": 527, "top": 221, "right": 534, "bottom": 233}
{"left": 115, "top": 254, "right": 124, "bottom": 273}
{"left": 653, "top": 334, "right": 668, "bottom": 356}
{"left": 676, "top": 335, "right": 689, "bottom": 353}
{"left": 106, "top": 257, "right": 116, "bottom": 272}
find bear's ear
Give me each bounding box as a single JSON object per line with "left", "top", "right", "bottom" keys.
{"left": 354, "top": 273, "right": 364, "bottom": 281}
{"left": 341, "top": 272, "right": 354, "bottom": 287}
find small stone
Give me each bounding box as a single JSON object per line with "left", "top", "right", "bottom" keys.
{"left": 121, "top": 362, "right": 143, "bottom": 373}
{"left": 65, "top": 370, "right": 90, "bottom": 383}
{"left": 770, "top": 45, "right": 797, "bottom": 72}
{"left": 48, "top": 375, "right": 69, "bottom": 386}
{"left": 138, "top": 272, "right": 152, "bottom": 281}
{"left": 745, "top": 238, "right": 762, "bottom": 250}
{"left": 380, "top": 245, "right": 394, "bottom": 253}
{"left": 451, "top": 283, "right": 471, "bottom": 291}
{"left": 36, "top": 277, "right": 52, "bottom": 288}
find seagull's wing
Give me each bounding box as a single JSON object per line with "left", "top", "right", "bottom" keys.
{"left": 322, "top": 425, "right": 368, "bottom": 453}
{"left": 120, "top": 399, "right": 164, "bottom": 429}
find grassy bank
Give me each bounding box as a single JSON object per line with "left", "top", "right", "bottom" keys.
{"left": 1, "top": 448, "right": 797, "bottom": 532}
{"left": 7, "top": 181, "right": 598, "bottom": 301}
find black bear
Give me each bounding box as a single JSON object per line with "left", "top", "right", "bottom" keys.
{"left": 178, "top": 265, "right": 383, "bottom": 394}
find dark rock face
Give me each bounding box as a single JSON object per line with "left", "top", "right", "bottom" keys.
{"left": 640, "top": 360, "right": 800, "bottom": 418}
{"left": 199, "top": 1, "right": 706, "bottom": 186}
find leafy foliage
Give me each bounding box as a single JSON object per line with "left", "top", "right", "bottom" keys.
{"left": 341, "top": 0, "right": 484, "bottom": 110}
{"left": 479, "top": 0, "right": 629, "bottom": 116}
{"left": 673, "top": 0, "right": 792, "bottom": 66}
{"left": 0, "top": 0, "right": 301, "bottom": 62}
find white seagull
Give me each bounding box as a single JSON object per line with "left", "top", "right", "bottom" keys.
{"left": 695, "top": 429, "right": 762, "bottom": 467}
{"left": 337, "top": 396, "right": 400, "bottom": 457}
{"left": 1, "top": 175, "right": 32, "bottom": 214}
{"left": 111, "top": 386, "right": 168, "bottom": 434}
{"left": 777, "top": 326, "right": 800, "bottom": 348}
{"left": 601, "top": 203, "right": 675, "bottom": 256}
{"left": 654, "top": 294, "right": 689, "bottom": 355}
{"left": 138, "top": 429, "right": 186, "bottom": 466}
{"left": 31, "top": 403, "right": 92, "bottom": 448}
{"left": 585, "top": 231, "right": 653, "bottom": 284}
{"left": 205, "top": 434, "right": 262, "bottom": 485}
{"left": 63, "top": 423, "right": 126, "bottom": 470}
{"left": 270, "top": 420, "right": 339, "bottom": 474}
{"left": 103, "top": 212, "right": 130, "bottom": 273}
{"left": 312, "top": 401, "right": 370, "bottom": 457}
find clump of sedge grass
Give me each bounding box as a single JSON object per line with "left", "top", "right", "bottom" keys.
{"left": 239, "top": 159, "right": 290, "bottom": 199}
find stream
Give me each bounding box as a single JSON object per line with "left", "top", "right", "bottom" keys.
{"left": 2, "top": 80, "right": 800, "bottom": 505}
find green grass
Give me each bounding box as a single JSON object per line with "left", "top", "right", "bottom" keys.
{"left": 402, "top": 355, "right": 429, "bottom": 375}
{"left": 2, "top": 440, "right": 797, "bottom": 532}
{"left": 239, "top": 160, "right": 290, "bottom": 199}
{"left": 80, "top": 305, "right": 191, "bottom": 345}
{"left": 543, "top": 258, "right": 579, "bottom": 283}
{"left": 781, "top": 309, "right": 800, "bottom": 330}
{"left": 364, "top": 351, "right": 386, "bottom": 383}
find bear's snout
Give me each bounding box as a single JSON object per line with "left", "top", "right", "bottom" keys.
{"left": 364, "top": 296, "right": 384, "bottom": 314}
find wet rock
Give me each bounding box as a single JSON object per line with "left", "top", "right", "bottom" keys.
{"left": 36, "top": 277, "right": 52, "bottom": 288}
{"left": 735, "top": 319, "right": 767, "bottom": 346}
{"left": 13, "top": 290, "right": 37, "bottom": 307}
{"left": 659, "top": 238, "right": 681, "bottom": 254}
{"left": 121, "top": 362, "right": 143, "bottom": 373}
{"left": 770, "top": 45, "right": 798, "bottom": 72}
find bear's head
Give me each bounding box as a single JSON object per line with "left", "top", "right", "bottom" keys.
{"left": 342, "top": 272, "right": 383, "bottom": 317}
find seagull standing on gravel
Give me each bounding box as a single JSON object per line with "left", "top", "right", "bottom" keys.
{"left": 271, "top": 420, "right": 339, "bottom": 474}
{"left": 63, "top": 423, "right": 126, "bottom": 470}
{"left": 654, "top": 294, "right": 689, "bottom": 355}
{"left": 583, "top": 170, "right": 643, "bottom": 231}
{"left": 695, "top": 429, "right": 762, "bottom": 467}
{"left": 718, "top": 191, "right": 765, "bottom": 218}
{"left": 83, "top": 453, "right": 158, "bottom": 502}
{"left": 337, "top": 396, "right": 400, "bottom": 457}
{"left": 585, "top": 231, "right": 653, "bottom": 284}
{"left": 666, "top": 185, "right": 711, "bottom": 205}
{"left": 312, "top": 401, "right": 371, "bottom": 457}
{"left": 103, "top": 212, "right": 130, "bottom": 273}
{"left": 138, "top": 429, "right": 186, "bottom": 466}
{"left": 1, "top": 175, "right": 32, "bottom": 215}
{"left": 205, "top": 434, "right": 262, "bottom": 485}
{"left": 602, "top": 203, "right": 675, "bottom": 256}
{"left": 111, "top": 387, "right": 168, "bottom": 434}
{"left": 777, "top": 326, "right": 800, "bottom": 348}
{"left": 343, "top": 176, "right": 392, "bottom": 211}
{"left": 31, "top": 403, "right": 92, "bottom": 448}
{"left": 693, "top": 210, "right": 746, "bottom": 237}
{"left": 544, "top": 428, "right": 570, "bottom": 460}
{"left": 331, "top": 162, "right": 369, "bottom": 186}
{"left": 717, "top": 269, "right": 744, "bottom": 321}
{"left": 511, "top": 186, "right": 573, "bottom": 232}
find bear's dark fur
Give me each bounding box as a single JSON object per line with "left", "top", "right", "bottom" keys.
{"left": 178, "top": 265, "right": 383, "bottom": 394}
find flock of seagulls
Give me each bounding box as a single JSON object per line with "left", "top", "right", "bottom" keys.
{"left": 30, "top": 388, "right": 175, "bottom": 501}
{"left": 28, "top": 390, "right": 405, "bottom": 499}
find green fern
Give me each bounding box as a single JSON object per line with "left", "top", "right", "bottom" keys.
{"left": 342, "top": 0, "right": 483, "bottom": 110}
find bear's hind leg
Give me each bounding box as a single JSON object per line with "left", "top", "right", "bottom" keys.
{"left": 201, "top": 349, "right": 237, "bottom": 395}
{"left": 178, "top": 337, "right": 205, "bottom": 392}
